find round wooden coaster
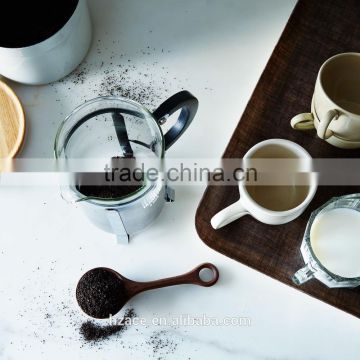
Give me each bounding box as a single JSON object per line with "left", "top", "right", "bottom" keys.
{"left": 0, "top": 80, "right": 25, "bottom": 159}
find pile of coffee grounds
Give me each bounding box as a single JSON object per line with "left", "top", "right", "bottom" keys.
{"left": 76, "top": 268, "right": 128, "bottom": 319}
{"left": 80, "top": 308, "right": 136, "bottom": 342}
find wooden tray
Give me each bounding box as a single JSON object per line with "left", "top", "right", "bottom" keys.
{"left": 195, "top": 0, "right": 360, "bottom": 318}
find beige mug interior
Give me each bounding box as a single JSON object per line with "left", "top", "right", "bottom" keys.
{"left": 244, "top": 143, "right": 311, "bottom": 212}
{"left": 321, "top": 53, "right": 360, "bottom": 115}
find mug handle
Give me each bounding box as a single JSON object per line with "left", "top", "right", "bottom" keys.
{"left": 152, "top": 91, "right": 199, "bottom": 151}
{"left": 292, "top": 264, "right": 315, "bottom": 285}
{"left": 290, "top": 113, "right": 315, "bottom": 130}
{"left": 316, "top": 109, "right": 339, "bottom": 140}
{"left": 211, "top": 200, "right": 249, "bottom": 229}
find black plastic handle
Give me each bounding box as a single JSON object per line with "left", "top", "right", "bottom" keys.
{"left": 152, "top": 91, "right": 198, "bottom": 151}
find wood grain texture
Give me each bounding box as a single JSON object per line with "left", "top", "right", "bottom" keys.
{"left": 195, "top": 0, "right": 360, "bottom": 318}
{"left": 0, "top": 80, "right": 25, "bottom": 159}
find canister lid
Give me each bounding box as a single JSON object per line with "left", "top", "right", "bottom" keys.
{"left": 0, "top": 80, "right": 25, "bottom": 159}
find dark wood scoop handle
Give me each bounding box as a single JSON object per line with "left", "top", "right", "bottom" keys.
{"left": 127, "top": 263, "right": 219, "bottom": 297}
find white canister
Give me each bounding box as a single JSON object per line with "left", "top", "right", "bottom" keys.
{"left": 0, "top": 0, "right": 92, "bottom": 85}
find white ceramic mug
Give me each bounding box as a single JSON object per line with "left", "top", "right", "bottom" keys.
{"left": 0, "top": 0, "right": 92, "bottom": 85}
{"left": 211, "top": 139, "right": 317, "bottom": 229}
{"left": 291, "top": 53, "right": 360, "bottom": 149}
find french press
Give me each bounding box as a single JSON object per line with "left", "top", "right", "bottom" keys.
{"left": 55, "top": 91, "right": 198, "bottom": 243}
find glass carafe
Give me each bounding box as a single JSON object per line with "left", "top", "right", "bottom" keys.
{"left": 54, "top": 91, "right": 198, "bottom": 243}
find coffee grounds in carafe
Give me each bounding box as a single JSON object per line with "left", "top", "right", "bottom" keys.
{"left": 75, "top": 157, "right": 144, "bottom": 199}
{"left": 76, "top": 183, "right": 144, "bottom": 199}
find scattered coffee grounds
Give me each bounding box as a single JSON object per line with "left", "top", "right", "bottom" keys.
{"left": 51, "top": 44, "right": 189, "bottom": 110}
{"left": 147, "top": 330, "right": 179, "bottom": 359}
{"left": 76, "top": 268, "right": 128, "bottom": 319}
{"left": 1, "top": 1, "right": 79, "bottom": 48}
{"left": 80, "top": 308, "right": 136, "bottom": 342}
{"left": 98, "top": 71, "right": 161, "bottom": 108}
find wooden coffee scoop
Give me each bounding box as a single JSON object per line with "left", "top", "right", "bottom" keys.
{"left": 76, "top": 263, "right": 219, "bottom": 319}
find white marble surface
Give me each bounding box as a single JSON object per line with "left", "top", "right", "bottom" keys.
{"left": 1, "top": 0, "right": 360, "bottom": 359}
